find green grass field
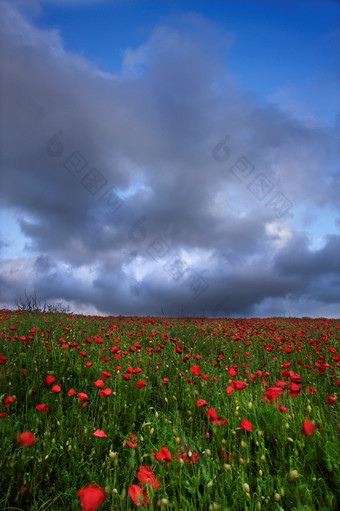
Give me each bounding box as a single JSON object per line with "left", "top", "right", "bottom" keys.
{"left": 0, "top": 310, "right": 339, "bottom": 510}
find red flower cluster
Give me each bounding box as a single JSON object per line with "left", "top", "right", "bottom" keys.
{"left": 175, "top": 445, "right": 200, "bottom": 464}
{"left": 152, "top": 446, "right": 172, "bottom": 465}
{"left": 129, "top": 466, "right": 159, "bottom": 506}
{"left": 126, "top": 433, "right": 138, "bottom": 449}
{"left": 206, "top": 406, "right": 227, "bottom": 425}
{"left": 77, "top": 392, "right": 88, "bottom": 407}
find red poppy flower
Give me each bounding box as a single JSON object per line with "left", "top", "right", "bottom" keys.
{"left": 128, "top": 485, "right": 148, "bottom": 506}
{"left": 206, "top": 407, "right": 227, "bottom": 425}
{"left": 101, "top": 371, "right": 112, "bottom": 380}
{"left": 137, "top": 466, "right": 160, "bottom": 490}
{"left": 190, "top": 365, "right": 202, "bottom": 376}
{"left": 99, "top": 388, "right": 112, "bottom": 397}
{"left": 51, "top": 385, "right": 61, "bottom": 393}
{"left": 78, "top": 484, "right": 106, "bottom": 511}
{"left": 327, "top": 396, "right": 336, "bottom": 405}
{"left": 137, "top": 380, "right": 148, "bottom": 389}
{"left": 93, "top": 429, "right": 107, "bottom": 438}
{"left": 77, "top": 392, "right": 88, "bottom": 407}
{"left": 279, "top": 406, "right": 288, "bottom": 413}
{"left": 302, "top": 418, "right": 315, "bottom": 436}
{"left": 0, "top": 412, "right": 8, "bottom": 418}
{"left": 94, "top": 380, "right": 104, "bottom": 389}
{"left": 45, "top": 375, "right": 56, "bottom": 386}
{"left": 122, "top": 374, "right": 131, "bottom": 381}
{"left": 4, "top": 396, "right": 14, "bottom": 408}
{"left": 197, "top": 399, "right": 208, "bottom": 408}
{"left": 36, "top": 404, "right": 49, "bottom": 413}
{"left": 232, "top": 381, "right": 247, "bottom": 391}
{"left": 68, "top": 388, "right": 76, "bottom": 396}
{"left": 289, "top": 382, "right": 301, "bottom": 397}
{"left": 152, "top": 446, "right": 172, "bottom": 465}
{"left": 229, "top": 367, "right": 237, "bottom": 377}
{"left": 226, "top": 386, "right": 233, "bottom": 395}
{"left": 275, "top": 380, "right": 287, "bottom": 388}
{"left": 265, "top": 386, "right": 283, "bottom": 401}
{"left": 126, "top": 441, "right": 137, "bottom": 448}
{"left": 240, "top": 419, "right": 253, "bottom": 431}
{"left": 85, "top": 362, "right": 93, "bottom": 367}
{"left": 163, "top": 377, "right": 169, "bottom": 384}
{"left": 0, "top": 355, "right": 7, "bottom": 365}
{"left": 16, "top": 431, "right": 37, "bottom": 447}
{"left": 176, "top": 447, "right": 200, "bottom": 464}
{"left": 206, "top": 407, "right": 218, "bottom": 422}
{"left": 306, "top": 387, "right": 317, "bottom": 393}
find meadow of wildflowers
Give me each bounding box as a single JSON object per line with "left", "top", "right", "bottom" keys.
{"left": 0, "top": 310, "right": 339, "bottom": 510}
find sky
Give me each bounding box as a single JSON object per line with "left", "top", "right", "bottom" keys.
{"left": 0, "top": 0, "right": 339, "bottom": 318}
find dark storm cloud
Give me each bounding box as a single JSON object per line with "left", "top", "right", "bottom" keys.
{"left": 274, "top": 234, "right": 340, "bottom": 278}
{"left": 1, "top": 1, "right": 339, "bottom": 317}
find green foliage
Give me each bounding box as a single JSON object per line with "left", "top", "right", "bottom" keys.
{"left": 0, "top": 311, "right": 339, "bottom": 510}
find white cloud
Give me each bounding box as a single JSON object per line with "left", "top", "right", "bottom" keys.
{"left": 265, "top": 222, "right": 293, "bottom": 248}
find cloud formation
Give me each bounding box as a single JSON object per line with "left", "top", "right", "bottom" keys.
{"left": 1, "top": 1, "right": 339, "bottom": 317}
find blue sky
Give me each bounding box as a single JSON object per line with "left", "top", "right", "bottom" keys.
{"left": 1, "top": 0, "right": 339, "bottom": 317}
{"left": 32, "top": 0, "right": 339, "bottom": 123}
